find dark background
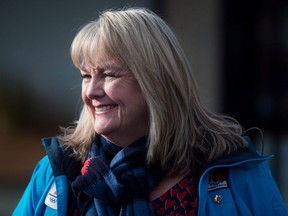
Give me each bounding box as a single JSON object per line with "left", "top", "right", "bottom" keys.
{"left": 0, "top": 0, "right": 287, "bottom": 214}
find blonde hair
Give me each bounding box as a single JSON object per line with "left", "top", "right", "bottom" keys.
{"left": 63, "top": 7, "right": 247, "bottom": 175}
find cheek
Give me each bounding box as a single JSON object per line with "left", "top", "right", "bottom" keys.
{"left": 130, "top": 87, "right": 147, "bottom": 112}
{"left": 81, "top": 84, "right": 90, "bottom": 105}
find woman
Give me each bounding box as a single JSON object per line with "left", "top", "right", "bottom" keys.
{"left": 13, "top": 8, "right": 287, "bottom": 215}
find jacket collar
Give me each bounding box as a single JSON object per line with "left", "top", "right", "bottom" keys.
{"left": 204, "top": 134, "right": 272, "bottom": 172}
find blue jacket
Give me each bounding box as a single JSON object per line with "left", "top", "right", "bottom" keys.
{"left": 13, "top": 136, "right": 287, "bottom": 216}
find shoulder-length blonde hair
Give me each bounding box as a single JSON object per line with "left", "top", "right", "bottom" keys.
{"left": 63, "top": 7, "right": 247, "bottom": 175}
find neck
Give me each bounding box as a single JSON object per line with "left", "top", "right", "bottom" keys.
{"left": 102, "top": 133, "right": 148, "bottom": 147}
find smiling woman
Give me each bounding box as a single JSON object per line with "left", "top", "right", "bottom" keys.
{"left": 13, "top": 7, "right": 287, "bottom": 216}
{"left": 79, "top": 54, "right": 148, "bottom": 147}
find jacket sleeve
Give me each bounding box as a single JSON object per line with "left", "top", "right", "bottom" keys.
{"left": 12, "top": 156, "right": 54, "bottom": 216}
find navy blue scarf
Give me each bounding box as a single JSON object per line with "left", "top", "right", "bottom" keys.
{"left": 71, "top": 135, "right": 162, "bottom": 215}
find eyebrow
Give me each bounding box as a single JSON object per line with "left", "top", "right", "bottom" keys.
{"left": 96, "top": 60, "right": 120, "bottom": 70}
{"left": 80, "top": 60, "right": 123, "bottom": 73}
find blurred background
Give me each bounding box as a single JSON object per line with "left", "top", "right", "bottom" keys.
{"left": 0, "top": 0, "right": 287, "bottom": 214}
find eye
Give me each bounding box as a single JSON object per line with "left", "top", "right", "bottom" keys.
{"left": 80, "top": 74, "right": 91, "bottom": 80}
{"left": 104, "top": 72, "right": 117, "bottom": 78}
{"left": 103, "top": 70, "right": 120, "bottom": 79}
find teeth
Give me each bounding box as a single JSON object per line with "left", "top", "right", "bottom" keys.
{"left": 95, "top": 105, "right": 115, "bottom": 112}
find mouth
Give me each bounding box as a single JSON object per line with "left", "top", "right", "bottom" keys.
{"left": 95, "top": 105, "right": 117, "bottom": 113}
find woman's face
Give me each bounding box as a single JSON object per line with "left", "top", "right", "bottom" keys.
{"left": 81, "top": 53, "right": 149, "bottom": 147}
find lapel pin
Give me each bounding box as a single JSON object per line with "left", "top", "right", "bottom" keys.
{"left": 214, "top": 194, "right": 222, "bottom": 204}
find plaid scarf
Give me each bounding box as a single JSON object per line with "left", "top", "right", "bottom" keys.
{"left": 71, "top": 135, "right": 162, "bottom": 215}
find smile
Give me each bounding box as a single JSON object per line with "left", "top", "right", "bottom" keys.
{"left": 95, "top": 105, "right": 117, "bottom": 113}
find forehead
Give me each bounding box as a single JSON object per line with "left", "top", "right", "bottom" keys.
{"left": 82, "top": 52, "right": 122, "bottom": 70}
{"left": 81, "top": 49, "right": 132, "bottom": 76}
{"left": 78, "top": 34, "right": 128, "bottom": 71}
{"left": 80, "top": 39, "right": 113, "bottom": 63}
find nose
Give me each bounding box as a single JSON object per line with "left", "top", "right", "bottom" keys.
{"left": 86, "top": 77, "right": 105, "bottom": 100}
